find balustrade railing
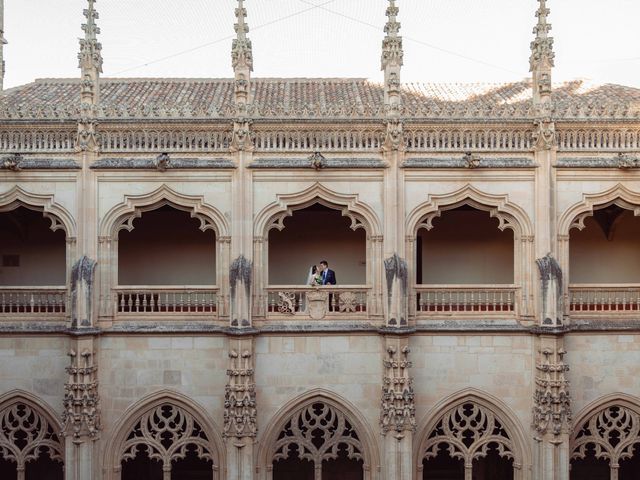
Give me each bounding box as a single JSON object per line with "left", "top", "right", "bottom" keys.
{"left": 415, "top": 285, "right": 518, "bottom": 316}
{"left": 265, "top": 286, "right": 369, "bottom": 319}
{"left": 0, "top": 287, "right": 68, "bottom": 316}
{"left": 114, "top": 286, "right": 219, "bottom": 317}
{"left": 569, "top": 284, "right": 640, "bottom": 313}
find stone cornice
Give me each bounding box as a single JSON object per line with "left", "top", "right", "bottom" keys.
{"left": 90, "top": 157, "right": 235, "bottom": 170}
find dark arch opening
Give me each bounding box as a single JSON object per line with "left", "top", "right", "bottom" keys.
{"left": 471, "top": 443, "right": 513, "bottom": 480}
{"left": 171, "top": 444, "right": 213, "bottom": 480}
{"left": 268, "top": 203, "right": 366, "bottom": 285}
{"left": 121, "top": 445, "right": 163, "bottom": 480}
{"left": 25, "top": 450, "right": 63, "bottom": 480}
{"left": 422, "top": 443, "right": 464, "bottom": 480}
{"left": 272, "top": 444, "right": 314, "bottom": 480}
{"left": 570, "top": 444, "right": 610, "bottom": 480}
{"left": 0, "top": 457, "right": 17, "bottom": 480}
{"left": 321, "top": 445, "right": 363, "bottom": 480}
{"left": 619, "top": 443, "right": 640, "bottom": 480}
{"left": 0, "top": 206, "right": 66, "bottom": 286}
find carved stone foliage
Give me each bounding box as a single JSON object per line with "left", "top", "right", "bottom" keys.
{"left": 532, "top": 347, "right": 571, "bottom": 437}
{"left": 62, "top": 349, "right": 100, "bottom": 439}
{"left": 2, "top": 153, "right": 22, "bottom": 171}
{"left": 572, "top": 405, "right": 640, "bottom": 468}
{"left": 383, "top": 119, "right": 404, "bottom": 151}
{"left": 309, "top": 151, "right": 326, "bottom": 170}
{"left": 272, "top": 402, "right": 363, "bottom": 467}
{"left": 230, "top": 118, "right": 254, "bottom": 152}
{"left": 76, "top": 118, "right": 99, "bottom": 153}
{"left": 617, "top": 152, "right": 640, "bottom": 169}
{"left": 224, "top": 349, "right": 257, "bottom": 438}
{"left": 422, "top": 402, "right": 515, "bottom": 467}
{"left": 380, "top": 345, "right": 415, "bottom": 434}
{"left": 0, "top": 402, "right": 64, "bottom": 471}
{"left": 532, "top": 118, "right": 556, "bottom": 150}
{"left": 120, "top": 404, "right": 216, "bottom": 471}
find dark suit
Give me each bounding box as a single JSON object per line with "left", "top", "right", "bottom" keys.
{"left": 322, "top": 269, "right": 336, "bottom": 285}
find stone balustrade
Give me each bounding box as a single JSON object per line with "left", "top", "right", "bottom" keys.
{"left": 569, "top": 284, "right": 640, "bottom": 314}
{"left": 265, "top": 285, "right": 370, "bottom": 320}
{"left": 414, "top": 284, "right": 519, "bottom": 317}
{"left": 0, "top": 287, "right": 68, "bottom": 317}
{"left": 113, "top": 286, "right": 220, "bottom": 318}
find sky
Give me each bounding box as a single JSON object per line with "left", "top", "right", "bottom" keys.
{"left": 3, "top": 0, "right": 639, "bottom": 89}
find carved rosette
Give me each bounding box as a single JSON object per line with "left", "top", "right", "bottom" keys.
{"left": 532, "top": 346, "right": 571, "bottom": 437}
{"left": 223, "top": 349, "right": 257, "bottom": 438}
{"left": 62, "top": 349, "right": 101, "bottom": 439}
{"left": 381, "top": 345, "right": 415, "bottom": 434}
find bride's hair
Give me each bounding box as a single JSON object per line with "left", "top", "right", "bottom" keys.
{"left": 311, "top": 265, "right": 317, "bottom": 274}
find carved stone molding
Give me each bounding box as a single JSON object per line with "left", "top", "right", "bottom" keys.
{"left": 380, "top": 344, "right": 415, "bottom": 434}
{"left": 223, "top": 348, "right": 257, "bottom": 438}
{"left": 62, "top": 348, "right": 101, "bottom": 439}
{"left": 532, "top": 344, "right": 571, "bottom": 437}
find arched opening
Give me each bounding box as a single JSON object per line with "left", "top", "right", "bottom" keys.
{"left": 571, "top": 403, "right": 640, "bottom": 480}
{"left": 0, "top": 207, "right": 67, "bottom": 315}
{"left": 416, "top": 207, "right": 516, "bottom": 315}
{"left": 115, "top": 205, "right": 218, "bottom": 316}
{"left": 422, "top": 443, "right": 464, "bottom": 480}
{"left": 270, "top": 401, "right": 366, "bottom": 480}
{"left": 266, "top": 203, "right": 368, "bottom": 319}
{"left": 116, "top": 402, "right": 218, "bottom": 480}
{"left": 569, "top": 205, "right": 640, "bottom": 312}
{"left": 0, "top": 398, "right": 64, "bottom": 480}
{"left": 472, "top": 444, "right": 514, "bottom": 480}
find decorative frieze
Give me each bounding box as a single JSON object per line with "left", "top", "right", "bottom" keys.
{"left": 223, "top": 348, "right": 257, "bottom": 438}
{"left": 90, "top": 157, "right": 234, "bottom": 170}
{"left": 532, "top": 344, "right": 571, "bottom": 437}
{"left": 249, "top": 157, "right": 386, "bottom": 169}
{"left": 380, "top": 344, "right": 415, "bottom": 434}
{"left": 62, "top": 348, "right": 100, "bottom": 439}
{"left": 402, "top": 157, "right": 535, "bottom": 169}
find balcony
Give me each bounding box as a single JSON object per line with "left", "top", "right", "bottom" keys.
{"left": 0, "top": 286, "right": 67, "bottom": 319}
{"left": 569, "top": 284, "right": 640, "bottom": 316}
{"left": 414, "top": 285, "right": 519, "bottom": 317}
{"left": 265, "top": 286, "right": 370, "bottom": 320}
{"left": 112, "top": 286, "right": 221, "bottom": 320}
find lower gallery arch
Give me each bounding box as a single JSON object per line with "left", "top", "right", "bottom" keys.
{"left": 104, "top": 391, "right": 223, "bottom": 480}
{"left": 0, "top": 391, "right": 64, "bottom": 480}
{"left": 258, "top": 390, "right": 379, "bottom": 480}
{"left": 416, "top": 390, "right": 530, "bottom": 480}
{"left": 570, "top": 395, "right": 640, "bottom": 480}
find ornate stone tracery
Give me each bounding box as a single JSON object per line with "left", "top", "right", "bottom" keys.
{"left": 271, "top": 402, "right": 364, "bottom": 467}
{"left": 380, "top": 344, "right": 415, "bottom": 434}
{"left": 223, "top": 348, "right": 257, "bottom": 438}
{"left": 0, "top": 398, "right": 64, "bottom": 473}
{"left": 62, "top": 348, "right": 100, "bottom": 439}
{"left": 532, "top": 345, "right": 571, "bottom": 436}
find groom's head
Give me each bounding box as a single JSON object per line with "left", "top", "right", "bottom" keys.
{"left": 320, "top": 261, "right": 329, "bottom": 272}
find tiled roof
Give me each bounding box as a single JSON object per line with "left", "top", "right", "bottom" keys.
{"left": 1, "top": 77, "right": 638, "bottom": 121}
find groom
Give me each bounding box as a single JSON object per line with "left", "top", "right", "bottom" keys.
{"left": 319, "top": 260, "right": 336, "bottom": 285}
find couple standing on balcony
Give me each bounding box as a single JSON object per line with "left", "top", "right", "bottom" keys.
{"left": 306, "top": 261, "right": 337, "bottom": 286}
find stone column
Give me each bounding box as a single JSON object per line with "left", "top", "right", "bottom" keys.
{"left": 380, "top": 336, "right": 415, "bottom": 480}
{"left": 224, "top": 336, "right": 257, "bottom": 480}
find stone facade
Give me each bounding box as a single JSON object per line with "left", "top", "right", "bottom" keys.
{"left": 0, "top": 1, "right": 640, "bottom": 479}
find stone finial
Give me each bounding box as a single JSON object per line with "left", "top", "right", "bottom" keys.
{"left": 78, "top": 0, "right": 102, "bottom": 105}
{"left": 381, "top": 0, "right": 403, "bottom": 110}
{"left": 0, "top": 0, "right": 7, "bottom": 93}
{"left": 530, "top": 0, "right": 554, "bottom": 110}
{"left": 232, "top": 0, "right": 253, "bottom": 106}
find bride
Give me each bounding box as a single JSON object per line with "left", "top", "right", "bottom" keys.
{"left": 306, "top": 265, "right": 322, "bottom": 286}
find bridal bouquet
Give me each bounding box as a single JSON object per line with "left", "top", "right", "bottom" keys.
{"left": 313, "top": 274, "right": 323, "bottom": 286}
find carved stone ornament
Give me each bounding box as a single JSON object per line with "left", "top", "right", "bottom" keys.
{"left": 532, "top": 347, "right": 571, "bottom": 436}
{"left": 309, "top": 151, "right": 326, "bottom": 170}
{"left": 422, "top": 402, "right": 515, "bottom": 468}
{"left": 2, "top": 154, "right": 22, "bottom": 171}
{"left": 462, "top": 152, "right": 481, "bottom": 169}
{"left": 224, "top": 349, "right": 257, "bottom": 438}
{"left": 229, "top": 255, "right": 252, "bottom": 327}
{"left": 536, "top": 253, "right": 563, "bottom": 326}
{"left": 383, "top": 119, "right": 404, "bottom": 152}
{"left": 154, "top": 153, "right": 171, "bottom": 172}
{"left": 617, "top": 152, "right": 640, "bottom": 169}
{"left": 62, "top": 349, "right": 101, "bottom": 439}
{"left": 272, "top": 402, "right": 363, "bottom": 471}
{"left": 380, "top": 345, "right": 416, "bottom": 434}
{"left": 0, "top": 401, "right": 64, "bottom": 471}
{"left": 120, "top": 404, "right": 216, "bottom": 473}
{"left": 307, "top": 289, "right": 329, "bottom": 320}
{"left": 71, "top": 255, "right": 97, "bottom": 328}
{"left": 76, "top": 116, "right": 99, "bottom": 153}
{"left": 384, "top": 253, "right": 408, "bottom": 326}
{"left": 230, "top": 118, "right": 254, "bottom": 152}
{"left": 572, "top": 405, "right": 640, "bottom": 469}
{"left": 532, "top": 118, "right": 556, "bottom": 150}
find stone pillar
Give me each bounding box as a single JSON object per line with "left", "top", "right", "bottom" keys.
{"left": 224, "top": 336, "right": 257, "bottom": 480}
{"left": 532, "top": 335, "right": 571, "bottom": 480}
{"left": 380, "top": 336, "right": 415, "bottom": 480}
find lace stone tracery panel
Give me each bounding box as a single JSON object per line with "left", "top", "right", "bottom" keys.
{"left": 422, "top": 402, "right": 515, "bottom": 471}
{"left": 571, "top": 404, "right": 640, "bottom": 478}
{"left": 0, "top": 402, "right": 64, "bottom": 474}
{"left": 120, "top": 404, "right": 217, "bottom": 476}
{"left": 272, "top": 402, "right": 364, "bottom": 474}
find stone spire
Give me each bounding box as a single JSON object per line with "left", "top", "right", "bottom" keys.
{"left": 381, "top": 0, "right": 403, "bottom": 109}
{"left": 232, "top": 0, "right": 253, "bottom": 106}
{"left": 530, "top": 0, "right": 554, "bottom": 111}
{"left": 0, "top": 0, "right": 8, "bottom": 93}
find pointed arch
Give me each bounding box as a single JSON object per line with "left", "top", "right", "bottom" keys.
{"left": 257, "top": 388, "right": 380, "bottom": 480}
{"left": 99, "top": 184, "right": 229, "bottom": 238}
{"left": 102, "top": 389, "right": 224, "bottom": 480}
{"left": 406, "top": 184, "right": 533, "bottom": 237}
{"left": 558, "top": 184, "right": 640, "bottom": 236}
{"left": 414, "top": 388, "right": 531, "bottom": 480}
{"left": 254, "top": 183, "right": 382, "bottom": 238}
{"left": 0, "top": 185, "right": 76, "bottom": 237}
{"left": 0, "top": 390, "right": 64, "bottom": 473}
{"left": 571, "top": 393, "right": 640, "bottom": 471}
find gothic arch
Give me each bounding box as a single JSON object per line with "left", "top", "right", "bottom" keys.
{"left": 0, "top": 185, "right": 76, "bottom": 237}
{"left": 571, "top": 393, "right": 640, "bottom": 473}
{"left": 103, "top": 390, "right": 225, "bottom": 480}
{"left": 414, "top": 388, "right": 532, "bottom": 480}
{"left": 254, "top": 182, "right": 382, "bottom": 238}
{"left": 0, "top": 390, "right": 65, "bottom": 475}
{"left": 406, "top": 184, "right": 533, "bottom": 238}
{"left": 99, "top": 184, "right": 229, "bottom": 238}
{"left": 558, "top": 184, "right": 640, "bottom": 236}
{"left": 257, "top": 388, "right": 381, "bottom": 480}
